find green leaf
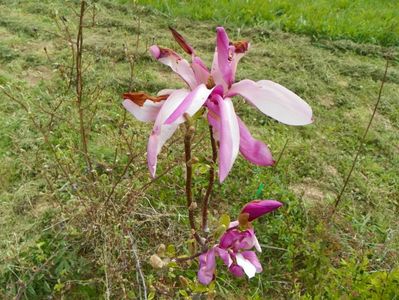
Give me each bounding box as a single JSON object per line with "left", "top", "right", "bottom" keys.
{"left": 219, "top": 214, "right": 230, "bottom": 228}
{"left": 166, "top": 244, "right": 176, "bottom": 257}
{"left": 255, "top": 183, "right": 265, "bottom": 198}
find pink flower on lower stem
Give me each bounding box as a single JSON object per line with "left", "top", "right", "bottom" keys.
{"left": 198, "top": 200, "right": 283, "bottom": 285}
{"left": 123, "top": 27, "right": 312, "bottom": 181}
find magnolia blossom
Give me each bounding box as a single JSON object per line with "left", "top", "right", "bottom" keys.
{"left": 123, "top": 27, "right": 312, "bottom": 181}
{"left": 198, "top": 200, "right": 283, "bottom": 285}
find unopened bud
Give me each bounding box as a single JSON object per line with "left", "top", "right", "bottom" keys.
{"left": 179, "top": 275, "right": 190, "bottom": 287}
{"left": 149, "top": 254, "right": 164, "bottom": 269}
{"left": 157, "top": 244, "right": 166, "bottom": 257}
{"left": 188, "top": 126, "right": 195, "bottom": 133}
{"left": 189, "top": 201, "right": 197, "bottom": 210}
{"left": 191, "top": 157, "right": 199, "bottom": 164}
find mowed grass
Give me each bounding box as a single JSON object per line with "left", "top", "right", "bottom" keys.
{"left": 0, "top": 0, "right": 399, "bottom": 298}
{"left": 137, "top": 0, "right": 399, "bottom": 46}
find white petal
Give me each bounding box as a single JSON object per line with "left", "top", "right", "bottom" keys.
{"left": 147, "top": 124, "right": 179, "bottom": 177}
{"left": 123, "top": 99, "right": 163, "bottom": 123}
{"left": 227, "top": 79, "right": 313, "bottom": 126}
{"left": 236, "top": 253, "right": 256, "bottom": 279}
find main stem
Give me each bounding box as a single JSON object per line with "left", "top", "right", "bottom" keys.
{"left": 184, "top": 117, "right": 203, "bottom": 246}
{"left": 76, "top": 0, "right": 93, "bottom": 174}
{"left": 332, "top": 59, "right": 389, "bottom": 214}
{"left": 202, "top": 125, "right": 217, "bottom": 233}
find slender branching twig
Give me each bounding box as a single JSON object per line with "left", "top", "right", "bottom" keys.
{"left": 75, "top": 1, "right": 93, "bottom": 177}
{"left": 184, "top": 114, "right": 204, "bottom": 246}
{"left": 332, "top": 59, "right": 390, "bottom": 215}
{"left": 202, "top": 125, "right": 217, "bottom": 233}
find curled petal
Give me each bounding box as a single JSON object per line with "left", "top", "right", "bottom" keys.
{"left": 241, "top": 200, "right": 283, "bottom": 222}
{"left": 230, "top": 41, "right": 250, "bottom": 77}
{"left": 149, "top": 45, "right": 197, "bottom": 89}
{"left": 237, "top": 117, "right": 275, "bottom": 166}
{"left": 123, "top": 99, "right": 163, "bottom": 123}
{"left": 169, "top": 26, "right": 194, "bottom": 55}
{"left": 227, "top": 79, "right": 313, "bottom": 126}
{"left": 198, "top": 249, "right": 216, "bottom": 285}
{"left": 214, "top": 95, "right": 240, "bottom": 182}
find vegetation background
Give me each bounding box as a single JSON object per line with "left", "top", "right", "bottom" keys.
{"left": 0, "top": 0, "right": 398, "bottom": 298}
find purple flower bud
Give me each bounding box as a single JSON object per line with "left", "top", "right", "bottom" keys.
{"left": 240, "top": 200, "right": 283, "bottom": 222}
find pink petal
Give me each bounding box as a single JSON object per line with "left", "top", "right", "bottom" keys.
{"left": 211, "top": 51, "right": 228, "bottom": 92}
{"left": 123, "top": 99, "right": 163, "bottom": 123}
{"left": 154, "top": 89, "right": 191, "bottom": 126}
{"left": 215, "top": 247, "right": 232, "bottom": 267}
{"left": 228, "top": 220, "right": 239, "bottom": 229}
{"left": 241, "top": 251, "right": 263, "bottom": 273}
{"left": 147, "top": 89, "right": 190, "bottom": 177}
{"left": 241, "top": 200, "right": 283, "bottom": 221}
{"left": 149, "top": 45, "right": 197, "bottom": 89}
{"left": 198, "top": 249, "right": 216, "bottom": 285}
{"left": 192, "top": 56, "right": 210, "bottom": 85}
{"left": 164, "top": 84, "right": 213, "bottom": 125}
{"left": 215, "top": 95, "right": 240, "bottom": 182}
{"left": 216, "top": 27, "right": 233, "bottom": 87}
{"left": 237, "top": 116, "right": 275, "bottom": 166}
{"left": 229, "top": 264, "right": 245, "bottom": 277}
{"left": 157, "top": 89, "right": 176, "bottom": 96}
{"left": 227, "top": 79, "right": 313, "bottom": 126}
{"left": 147, "top": 124, "right": 178, "bottom": 177}
{"left": 219, "top": 228, "right": 239, "bottom": 249}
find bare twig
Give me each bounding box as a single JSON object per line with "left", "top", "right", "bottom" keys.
{"left": 128, "top": 233, "right": 147, "bottom": 300}
{"left": 274, "top": 138, "right": 289, "bottom": 168}
{"left": 202, "top": 125, "right": 217, "bottom": 233}
{"left": 172, "top": 251, "right": 203, "bottom": 263}
{"left": 332, "top": 59, "right": 389, "bottom": 214}
{"left": 75, "top": 1, "right": 94, "bottom": 177}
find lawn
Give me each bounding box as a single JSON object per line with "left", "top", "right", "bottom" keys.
{"left": 0, "top": 0, "right": 398, "bottom": 298}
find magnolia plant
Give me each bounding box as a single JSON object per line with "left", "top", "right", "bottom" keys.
{"left": 198, "top": 200, "right": 282, "bottom": 285}
{"left": 122, "top": 27, "right": 312, "bottom": 286}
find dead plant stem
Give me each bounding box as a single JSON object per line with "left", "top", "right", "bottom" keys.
{"left": 332, "top": 59, "right": 389, "bottom": 214}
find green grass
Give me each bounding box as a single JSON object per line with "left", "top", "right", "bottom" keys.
{"left": 0, "top": 0, "right": 399, "bottom": 298}
{"left": 137, "top": 0, "right": 399, "bottom": 46}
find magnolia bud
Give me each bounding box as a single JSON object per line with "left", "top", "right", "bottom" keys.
{"left": 157, "top": 244, "right": 166, "bottom": 257}
{"left": 189, "top": 201, "right": 197, "bottom": 210}
{"left": 149, "top": 254, "right": 164, "bottom": 269}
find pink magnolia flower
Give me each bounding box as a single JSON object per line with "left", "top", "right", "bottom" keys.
{"left": 123, "top": 27, "right": 312, "bottom": 181}
{"left": 198, "top": 200, "right": 282, "bottom": 285}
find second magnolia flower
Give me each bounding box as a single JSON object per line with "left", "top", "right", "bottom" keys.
{"left": 123, "top": 27, "right": 313, "bottom": 182}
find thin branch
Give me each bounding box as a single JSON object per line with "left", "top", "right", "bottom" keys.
{"left": 274, "top": 138, "right": 289, "bottom": 168}
{"left": 184, "top": 115, "right": 204, "bottom": 246}
{"left": 332, "top": 59, "right": 389, "bottom": 214}
{"left": 172, "top": 251, "right": 203, "bottom": 263}
{"left": 128, "top": 233, "right": 147, "bottom": 300}
{"left": 202, "top": 125, "right": 217, "bottom": 233}
{"left": 75, "top": 0, "right": 93, "bottom": 177}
